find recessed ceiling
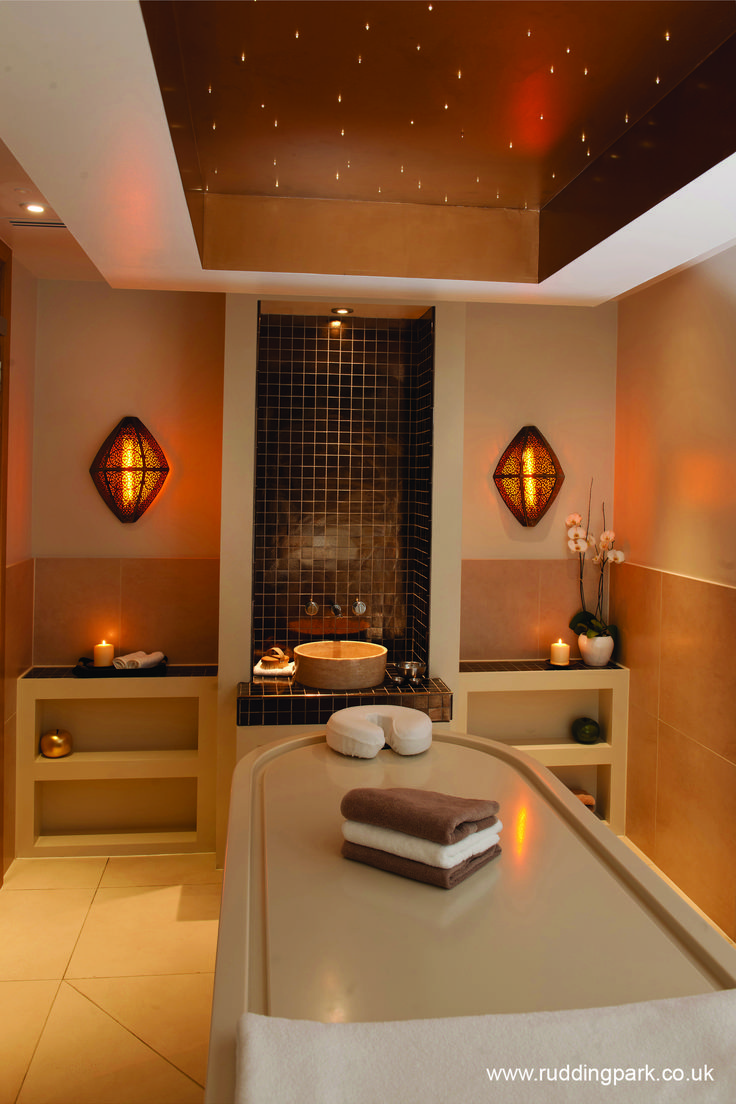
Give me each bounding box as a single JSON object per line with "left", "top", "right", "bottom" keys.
{"left": 143, "top": 0, "right": 734, "bottom": 212}
{"left": 0, "top": 1, "right": 735, "bottom": 303}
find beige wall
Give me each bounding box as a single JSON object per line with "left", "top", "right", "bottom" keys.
{"left": 612, "top": 241, "right": 736, "bottom": 941}
{"left": 460, "top": 301, "right": 618, "bottom": 659}
{"left": 3, "top": 259, "right": 37, "bottom": 873}
{"left": 32, "top": 281, "right": 226, "bottom": 558}
{"left": 616, "top": 246, "right": 736, "bottom": 588}
{"left": 463, "top": 301, "right": 618, "bottom": 560}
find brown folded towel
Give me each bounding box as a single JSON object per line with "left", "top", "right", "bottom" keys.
{"left": 340, "top": 787, "right": 499, "bottom": 845}
{"left": 341, "top": 839, "right": 502, "bottom": 889}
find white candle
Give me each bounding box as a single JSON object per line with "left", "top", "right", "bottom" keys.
{"left": 550, "top": 639, "right": 570, "bottom": 666}
{"left": 94, "top": 640, "right": 114, "bottom": 667}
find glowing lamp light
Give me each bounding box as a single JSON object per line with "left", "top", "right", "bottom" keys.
{"left": 89, "top": 416, "right": 169, "bottom": 523}
{"left": 493, "top": 425, "right": 564, "bottom": 527}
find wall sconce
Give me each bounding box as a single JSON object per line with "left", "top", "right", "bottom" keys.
{"left": 493, "top": 425, "right": 564, "bottom": 527}
{"left": 89, "top": 416, "right": 169, "bottom": 522}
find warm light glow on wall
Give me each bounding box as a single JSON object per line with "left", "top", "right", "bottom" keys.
{"left": 89, "top": 416, "right": 170, "bottom": 523}
{"left": 493, "top": 425, "right": 564, "bottom": 526}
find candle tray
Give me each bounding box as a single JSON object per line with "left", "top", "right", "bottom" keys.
{"left": 73, "top": 657, "right": 169, "bottom": 678}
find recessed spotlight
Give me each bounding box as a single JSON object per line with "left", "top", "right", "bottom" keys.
{"left": 24, "top": 203, "right": 45, "bottom": 213}
{"left": 331, "top": 307, "right": 353, "bottom": 315}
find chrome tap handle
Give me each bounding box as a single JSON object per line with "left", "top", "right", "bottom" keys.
{"left": 352, "top": 598, "right": 366, "bottom": 616}
{"left": 330, "top": 603, "right": 342, "bottom": 617}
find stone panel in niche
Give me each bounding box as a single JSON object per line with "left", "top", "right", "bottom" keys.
{"left": 253, "top": 312, "right": 433, "bottom": 665}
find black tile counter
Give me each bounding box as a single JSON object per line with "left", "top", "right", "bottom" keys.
{"left": 459, "top": 659, "right": 622, "bottom": 673}
{"left": 237, "top": 674, "right": 452, "bottom": 726}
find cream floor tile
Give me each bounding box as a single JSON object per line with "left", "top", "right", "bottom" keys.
{"left": 17, "top": 983, "right": 203, "bottom": 1104}
{"left": 3, "top": 859, "right": 107, "bottom": 891}
{"left": 69, "top": 974, "right": 214, "bottom": 1086}
{"left": 100, "top": 854, "right": 222, "bottom": 888}
{"left": 0, "top": 889, "right": 94, "bottom": 981}
{"left": 0, "top": 980, "right": 59, "bottom": 1104}
{"left": 66, "top": 885, "right": 220, "bottom": 979}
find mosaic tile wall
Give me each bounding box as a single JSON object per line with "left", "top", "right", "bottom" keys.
{"left": 253, "top": 311, "right": 434, "bottom": 665}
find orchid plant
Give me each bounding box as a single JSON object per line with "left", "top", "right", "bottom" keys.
{"left": 565, "top": 488, "right": 625, "bottom": 642}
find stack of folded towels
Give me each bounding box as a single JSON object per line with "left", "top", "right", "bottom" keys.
{"left": 340, "top": 786, "right": 502, "bottom": 890}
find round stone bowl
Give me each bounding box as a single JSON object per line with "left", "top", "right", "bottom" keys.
{"left": 293, "top": 640, "right": 387, "bottom": 690}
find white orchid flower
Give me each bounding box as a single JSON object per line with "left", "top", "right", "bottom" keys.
{"left": 599, "top": 530, "right": 615, "bottom": 549}
{"left": 606, "top": 549, "right": 625, "bottom": 563}
{"left": 567, "top": 525, "right": 587, "bottom": 540}
{"left": 592, "top": 553, "right": 602, "bottom": 564}
{"left": 565, "top": 513, "right": 582, "bottom": 527}
{"left": 568, "top": 538, "right": 588, "bottom": 553}
{"left": 586, "top": 533, "right": 596, "bottom": 546}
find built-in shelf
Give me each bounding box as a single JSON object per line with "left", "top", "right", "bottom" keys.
{"left": 16, "top": 670, "right": 217, "bottom": 857}
{"left": 452, "top": 659, "right": 629, "bottom": 832}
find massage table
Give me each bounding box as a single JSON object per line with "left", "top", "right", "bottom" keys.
{"left": 206, "top": 731, "right": 736, "bottom": 1103}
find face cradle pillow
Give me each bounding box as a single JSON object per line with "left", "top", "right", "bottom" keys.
{"left": 326, "top": 705, "right": 432, "bottom": 758}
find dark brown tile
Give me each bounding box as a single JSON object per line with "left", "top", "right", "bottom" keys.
{"left": 121, "top": 559, "right": 220, "bottom": 664}
{"left": 660, "top": 573, "right": 736, "bottom": 764}
{"left": 460, "top": 560, "right": 541, "bottom": 660}
{"left": 609, "top": 563, "right": 661, "bottom": 716}
{"left": 655, "top": 721, "right": 736, "bottom": 940}
{"left": 624, "top": 703, "right": 658, "bottom": 857}
{"left": 34, "top": 558, "right": 122, "bottom": 666}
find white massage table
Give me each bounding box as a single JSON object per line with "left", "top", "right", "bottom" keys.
{"left": 206, "top": 731, "right": 736, "bottom": 1103}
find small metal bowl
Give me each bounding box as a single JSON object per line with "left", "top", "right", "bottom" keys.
{"left": 386, "top": 670, "right": 406, "bottom": 686}
{"left": 396, "top": 660, "right": 426, "bottom": 684}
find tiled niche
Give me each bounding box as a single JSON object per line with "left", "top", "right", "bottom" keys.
{"left": 252, "top": 310, "right": 434, "bottom": 667}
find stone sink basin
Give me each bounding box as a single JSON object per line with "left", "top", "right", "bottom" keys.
{"left": 293, "top": 640, "right": 387, "bottom": 690}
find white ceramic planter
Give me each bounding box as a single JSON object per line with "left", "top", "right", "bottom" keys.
{"left": 578, "top": 633, "right": 614, "bottom": 667}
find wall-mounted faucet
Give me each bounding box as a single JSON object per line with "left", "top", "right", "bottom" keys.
{"left": 352, "top": 598, "right": 366, "bottom": 616}
{"left": 330, "top": 603, "right": 342, "bottom": 617}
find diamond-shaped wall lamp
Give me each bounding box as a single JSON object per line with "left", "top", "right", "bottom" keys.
{"left": 89, "top": 416, "right": 170, "bottom": 523}
{"left": 493, "top": 425, "right": 564, "bottom": 527}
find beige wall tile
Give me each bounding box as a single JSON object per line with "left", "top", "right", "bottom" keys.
{"left": 3, "top": 858, "right": 107, "bottom": 890}
{"left": 0, "top": 979, "right": 59, "bottom": 1103}
{"left": 101, "top": 854, "right": 222, "bottom": 888}
{"left": 624, "top": 704, "right": 658, "bottom": 857}
{"left": 34, "top": 558, "right": 122, "bottom": 666}
{"left": 460, "top": 560, "right": 540, "bottom": 659}
{"left": 121, "top": 559, "right": 219, "bottom": 663}
{"left": 17, "top": 982, "right": 203, "bottom": 1103}
{"left": 0, "top": 888, "right": 94, "bottom": 980}
{"left": 655, "top": 722, "right": 736, "bottom": 940}
{"left": 609, "top": 563, "right": 661, "bottom": 716}
{"left": 660, "top": 573, "right": 736, "bottom": 765}
{"left": 66, "top": 884, "right": 220, "bottom": 978}
{"left": 70, "top": 974, "right": 214, "bottom": 1087}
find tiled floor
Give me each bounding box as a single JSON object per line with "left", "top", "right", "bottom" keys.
{"left": 0, "top": 854, "right": 221, "bottom": 1104}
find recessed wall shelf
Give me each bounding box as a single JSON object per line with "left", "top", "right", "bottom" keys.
{"left": 452, "top": 659, "right": 629, "bottom": 833}
{"left": 16, "top": 669, "right": 217, "bottom": 857}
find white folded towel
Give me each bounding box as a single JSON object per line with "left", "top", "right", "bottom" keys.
{"left": 113, "top": 650, "right": 165, "bottom": 669}
{"left": 236, "top": 988, "right": 736, "bottom": 1104}
{"left": 341, "top": 818, "right": 503, "bottom": 869}
{"left": 253, "top": 660, "right": 296, "bottom": 677}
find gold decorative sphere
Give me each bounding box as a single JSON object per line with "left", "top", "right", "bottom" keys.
{"left": 39, "top": 729, "right": 73, "bottom": 758}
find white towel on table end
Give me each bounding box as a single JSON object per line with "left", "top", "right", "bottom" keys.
{"left": 236, "top": 988, "right": 736, "bottom": 1104}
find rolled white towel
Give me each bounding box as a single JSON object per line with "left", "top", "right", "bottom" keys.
{"left": 113, "top": 650, "right": 165, "bottom": 669}
{"left": 342, "top": 818, "right": 502, "bottom": 869}
{"left": 113, "top": 651, "right": 147, "bottom": 669}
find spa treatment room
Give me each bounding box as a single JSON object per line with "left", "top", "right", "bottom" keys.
{"left": 1, "top": 2, "right": 735, "bottom": 1102}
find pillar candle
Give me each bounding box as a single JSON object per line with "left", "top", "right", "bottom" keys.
{"left": 94, "top": 640, "right": 114, "bottom": 667}
{"left": 550, "top": 639, "right": 570, "bottom": 666}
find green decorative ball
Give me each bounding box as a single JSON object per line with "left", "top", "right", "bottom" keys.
{"left": 571, "top": 717, "right": 601, "bottom": 744}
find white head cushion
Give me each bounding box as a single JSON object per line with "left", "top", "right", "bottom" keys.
{"left": 326, "top": 705, "right": 432, "bottom": 758}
